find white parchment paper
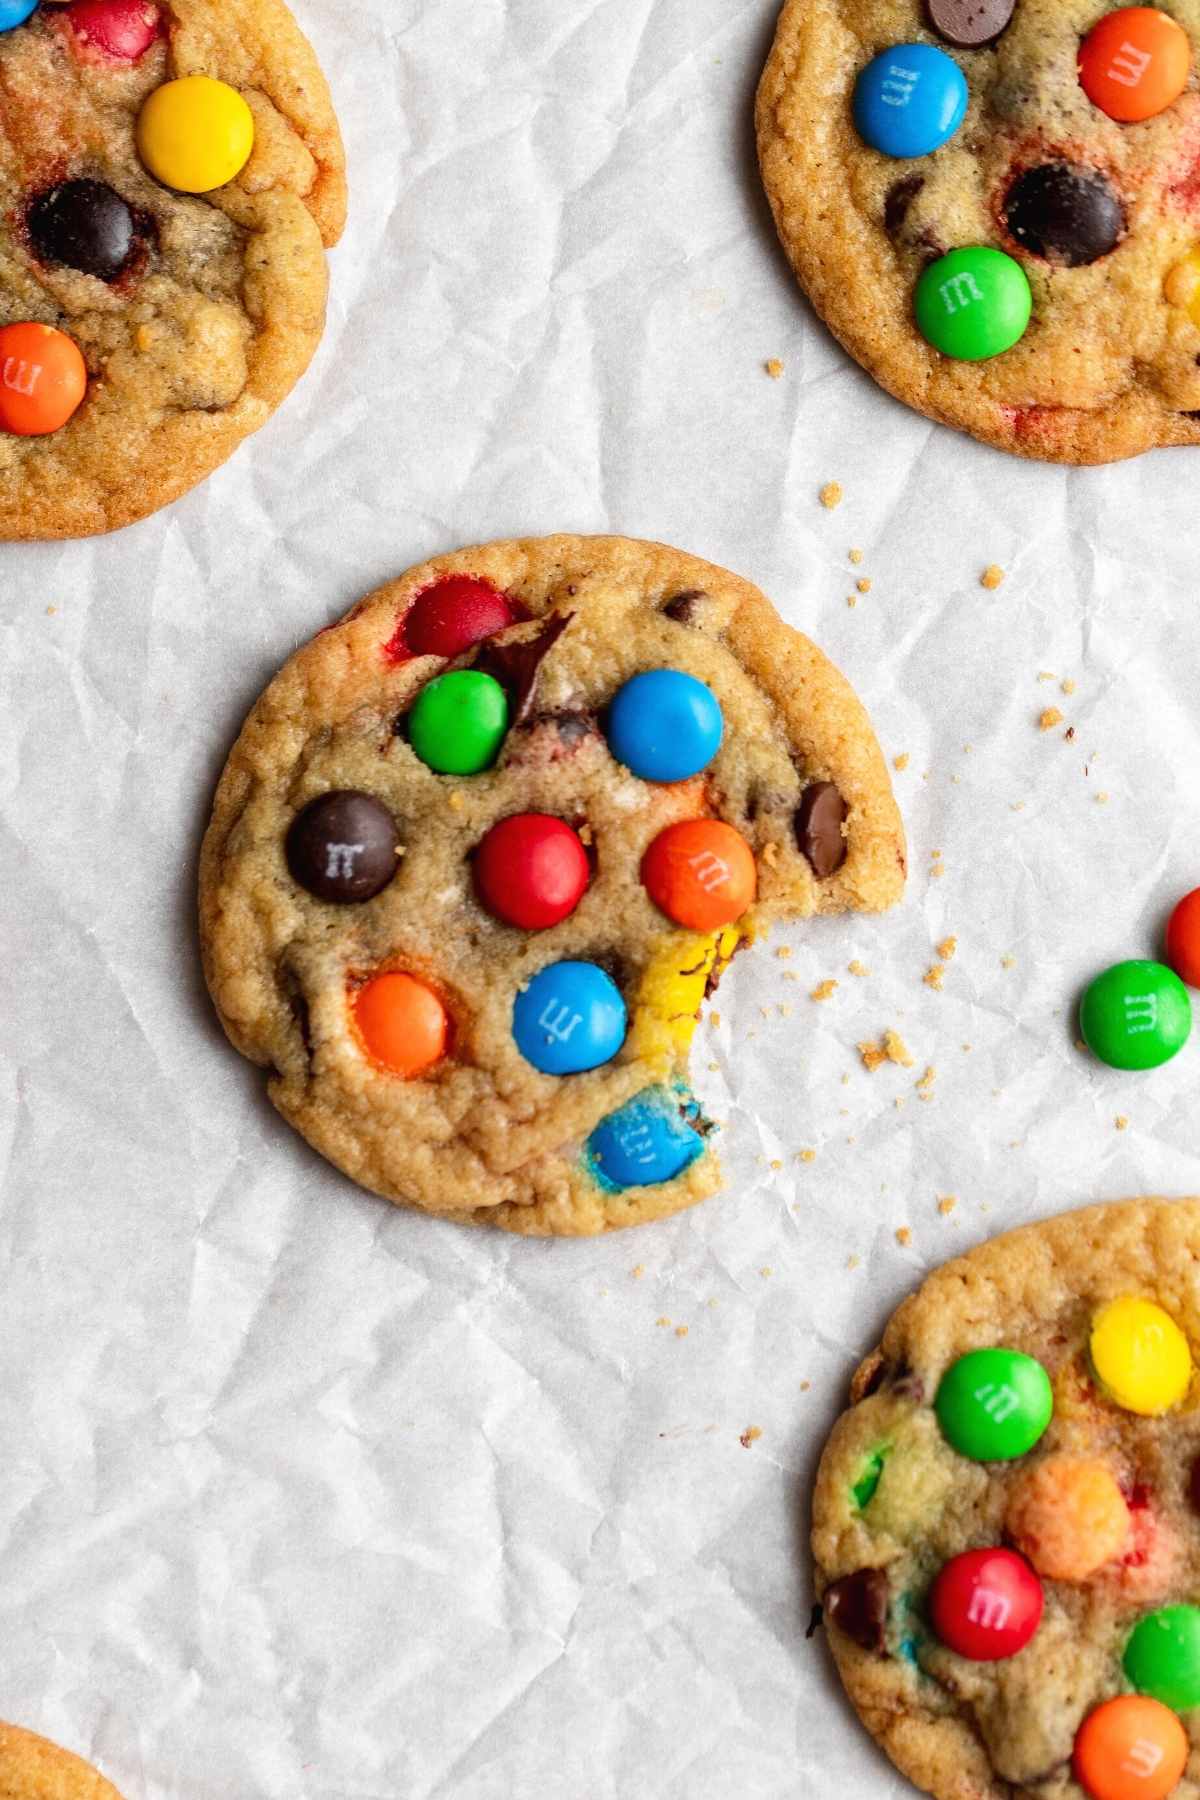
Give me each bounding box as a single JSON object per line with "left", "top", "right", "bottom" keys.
{"left": 4, "top": 1, "right": 1200, "bottom": 1793}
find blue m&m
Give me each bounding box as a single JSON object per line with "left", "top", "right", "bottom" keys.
{"left": 0, "top": 0, "right": 37, "bottom": 29}
{"left": 853, "top": 44, "right": 968, "bottom": 159}
{"left": 513, "top": 961, "right": 626, "bottom": 1075}
{"left": 606, "top": 670, "right": 723, "bottom": 784}
{"left": 586, "top": 1087, "right": 705, "bottom": 1190}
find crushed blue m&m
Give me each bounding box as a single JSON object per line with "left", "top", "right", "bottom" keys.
{"left": 853, "top": 43, "right": 968, "bottom": 159}
{"left": 585, "top": 1086, "right": 706, "bottom": 1189}
{"left": 606, "top": 669, "right": 723, "bottom": 783}
{"left": 512, "top": 960, "right": 627, "bottom": 1075}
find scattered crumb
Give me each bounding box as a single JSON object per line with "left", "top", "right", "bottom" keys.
{"left": 800, "top": 1380, "right": 812, "bottom": 1393}
{"left": 849, "top": 548, "right": 864, "bottom": 565}
{"left": 1039, "top": 707, "right": 1064, "bottom": 731}
{"left": 1037, "top": 670, "right": 1056, "bottom": 682}
{"left": 708, "top": 1298, "right": 719, "bottom": 1309}
{"left": 1061, "top": 677, "right": 1076, "bottom": 695}
{"left": 765, "top": 358, "right": 784, "bottom": 379}
{"left": 937, "top": 936, "right": 958, "bottom": 961}
{"left": 856, "top": 577, "right": 872, "bottom": 594}
{"left": 938, "top": 1196, "right": 958, "bottom": 1216}
{"left": 962, "top": 1043, "right": 972, "bottom": 1052}
{"left": 708, "top": 1061, "right": 719, "bottom": 1072}
{"left": 924, "top": 964, "right": 945, "bottom": 991}
{"left": 778, "top": 1003, "right": 792, "bottom": 1018}
{"left": 45, "top": 605, "right": 57, "bottom": 616}
{"left": 981, "top": 564, "right": 1005, "bottom": 590}
{"left": 656, "top": 1317, "right": 672, "bottom": 1328}
{"left": 740, "top": 1426, "right": 763, "bottom": 1448}
{"left": 1116, "top": 1115, "right": 1129, "bottom": 1131}
{"left": 894, "top": 1096, "right": 905, "bottom": 1110}
{"left": 931, "top": 848, "right": 942, "bottom": 860}
{"left": 847, "top": 1254, "right": 860, "bottom": 1270}
{"left": 769, "top": 1160, "right": 782, "bottom": 1172}
{"left": 916, "top": 1065, "right": 937, "bottom": 1101}
{"left": 896, "top": 1226, "right": 913, "bottom": 1246}
{"left": 782, "top": 969, "right": 799, "bottom": 982}
{"left": 760, "top": 1005, "right": 771, "bottom": 1021}
{"left": 819, "top": 481, "right": 843, "bottom": 509}
{"left": 847, "top": 594, "right": 857, "bottom": 609}
{"left": 675, "top": 1325, "right": 689, "bottom": 1339}
{"left": 1011, "top": 800, "right": 1026, "bottom": 812}
{"left": 1000, "top": 954, "right": 1016, "bottom": 970}
{"left": 710, "top": 1011, "right": 721, "bottom": 1028}
{"left": 631, "top": 1265, "right": 645, "bottom": 1279}
{"left": 796, "top": 1148, "right": 816, "bottom": 1164}
{"left": 893, "top": 752, "right": 910, "bottom": 772}
{"left": 1096, "top": 791, "right": 1109, "bottom": 805}
{"left": 858, "top": 1030, "right": 914, "bottom": 1072}
{"left": 760, "top": 1266, "right": 773, "bottom": 1278}
{"left": 930, "top": 861, "right": 945, "bottom": 879}
{"left": 775, "top": 945, "right": 792, "bottom": 959}
{"left": 811, "top": 979, "right": 838, "bottom": 1002}
{"left": 848, "top": 959, "right": 871, "bottom": 978}
{"left": 1065, "top": 726, "right": 1076, "bottom": 742}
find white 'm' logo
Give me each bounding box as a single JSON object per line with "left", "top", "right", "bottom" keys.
{"left": 1124, "top": 992, "right": 1159, "bottom": 1034}
{"left": 2, "top": 357, "right": 40, "bottom": 397}
{"left": 940, "top": 273, "right": 984, "bottom": 313}
{"left": 325, "top": 842, "right": 365, "bottom": 879}
{"left": 966, "top": 1587, "right": 1010, "bottom": 1630}
{"left": 539, "top": 1000, "right": 582, "bottom": 1043}
{"left": 973, "top": 1381, "right": 1019, "bottom": 1422}
{"left": 1122, "top": 1739, "right": 1164, "bottom": 1778}
{"left": 880, "top": 63, "right": 919, "bottom": 106}
{"left": 687, "top": 851, "right": 730, "bottom": 892}
{"left": 1107, "top": 41, "right": 1151, "bottom": 86}
{"left": 615, "top": 1120, "right": 657, "bottom": 1165}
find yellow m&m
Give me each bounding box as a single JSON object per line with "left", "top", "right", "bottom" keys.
{"left": 1090, "top": 1297, "right": 1192, "bottom": 1417}
{"left": 137, "top": 76, "right": 254, "bottom": 194}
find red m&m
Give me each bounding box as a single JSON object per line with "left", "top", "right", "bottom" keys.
{"left": 929, "top": 1547, "right": 1043, "bottom": 1660}
{"left": 474, "top": 814, "right": 589, "bottom": 930}
{"left": 64, "top": 1, "right": 161, "bottom": 60}
{"left": 402, "top": 576, "right": 522, "bottom": 660}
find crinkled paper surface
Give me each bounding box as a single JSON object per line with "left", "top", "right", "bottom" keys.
{"left": 3, "top": 1, "right": 1200, "bottom": 1794}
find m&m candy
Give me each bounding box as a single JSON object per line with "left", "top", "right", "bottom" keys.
{"left": 929, "top": 1548, "right": 1044, "bottom": 1660}
{"left": 606, "top": 670, "right": 723, "bottom": 783}
{"left": 852, "top": 43, "right": 968, "bottom": 159}
{"left": 1073, "top": 1696, "right": 1188, "bottom": 1800}
{"left": 137, "top": 75, "right": 255, "bottom": 194}
{"left": 586, "top": 1087, "right": 706, "bottom": 1190}
{"left": 641, "top": 819, "right": 756, "bottom": 931}
{"left": 353, "top": 971, "right": 449, "bottom": 1078}
{"left": 0, "top": 0, "right": 37, "bottom": 30}
{"left": 64, "top": 1, "right": 161, "bottom": 60}
{"left": 28, "top": 179, "right": 139, "bottom": 283}
{"left": 1090, "top": 1297, "right": 1193, "bottom": 1416}
{"left": 1005, "top": 1454, "right": 1130, "bottom": 1581}
{"left": 1165, "top": 887, "right": 1200, "bottom": 987}
{"left": 1079, "top": 7, "right": 1191, "bottom": 124}
{"left": 1080, "top": 960, "right": 1191, "bottom": 1070}
{"left": 934, "top": 1347, "right": 1053, "bottom": 1461}
{"left": 1125, "top": 1605, "right": 1200, "bottom": 1712}
{"left": 0, "top": 323, "right": 87, "bottom": 435}
{"left": 286, "top": 791, "right": 401, "bottom": 904}
{"left": 403, "top": 576, "right": 522, "bottom": 660}
{"left": 407, "top": 670, "right": 509, "bottom": 775}
{"left": 512, "top": 961, "right": 626, "bottom": 1075}
{"left": 915, "top": 247, "right": 1032, "bottom": 360}
{"left": 473, "top": 814, "right": 589, "bottom": 930}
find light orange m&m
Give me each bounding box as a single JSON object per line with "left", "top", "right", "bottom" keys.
{"left": 352, "top": 971, "right": 448, "bottom": 1078}
{"left": 1005, "top": 1454, "right": 1131, "bottom": 1581}
{"left": 1073, "top": 1695, "right": 1188, "bottom": 1800}
{"left": 0, "top": 322, "right": 86, "bottom": 435}
{"left": 641, "top": 819, "right": 757, "bottom": 931}
{"left": 1079, "top": 8, "right": 1191, "bottom": 123}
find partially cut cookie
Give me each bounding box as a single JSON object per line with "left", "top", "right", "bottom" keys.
{"left": 0, "top": 1720, "right": 125, "bottom": 1798}
{"left": 199, "top": 535, "right": 905, "bottom": 1236}
{"left": 758, "top": 0, "right": 1200, "bottom": 463}
{"left": 0, "top": 0, "right": 345, "bottom": 537}
{"left": 813, "top": 1197, "right": 1200, "bottom": 1800}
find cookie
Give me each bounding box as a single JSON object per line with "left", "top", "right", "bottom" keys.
{"left": 199, "top": 535, "right": 905, "bottom": 1236}
{"left": 0, "top": 0, "right": 345, "bottom": 538}
{"left": 757, "top": 0, "right": 1200, "bottom": 464}
{"left": 0, "top": 1720, "right": 125, "bottom": 1798}
{"left": 813, "top": 1197, "right": 1200, "bottom": 1800}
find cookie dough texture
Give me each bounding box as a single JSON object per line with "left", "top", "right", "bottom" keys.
{"left": 0, "top": 1721, "right": 125, "bottom": 1799}
{"left": 757, "top": 0, "right": 1200, "bottom": 463}
{"left": 0, "top": 0, "right": 345, "bottom": 538}
{"left": 200, "top": 535, "right": 905, "bottom": 1236}
{"left": 813, "top": 1197, "right": 1200, "bottom": 1800}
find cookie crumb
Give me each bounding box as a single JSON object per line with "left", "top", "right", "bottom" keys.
{"left": 981, "top": 564, "right": 1005, "bottom": 590}
{"left": 856, "top": 577, "right": 872, "bottom": 594}
{"left": 777, "top": 1003, "right": 792, "bottom": 1018}
{"left": 1096, "top": 791, "right": 1109, "bottom": 804}
{"left": 849, "top": 548, "right": 864, "bottom": 565}
{"left": 930, "top": 861, "right": 945, "bottom": 880}
{"left": 916, "top": 1065, "right": 936, "bottom": 1101}
{"left": 848, "top": 959, "right": 871, "bottom": 977}
{"left": 775, "top": 945, "right": 792, "bottom": 959}
{"left": 938, "top": 937, "right": 957, "bottom": 960}
{"left": 1115, "top": 1115, "right": 1129, "bottom": 1131}
{"left": 740, "top": 1426, "right": 762, "bottom": 1448}
{"left": 847, "top": 1254, "right": 860, "bottom": 1270}
{"left": 1061, "top": 677, "right": 1077, "bottom": 695}
{"left": 656, "top": 1316, "right": 671, "bottom": 1328}
{"left": 938, "top": 1195, "right": 958, "bottom": 1215}
{"left": 858, "top": 1030, "right": 914, "bottom": 1072}
{"left": 765, "top": 358, "right": 784, "bottom": 379}
{"left": 846, "top": 594, "right": 858, "bottom": 609}
{"left": 709, "top": 1011, "right": 721, "bottom": 1028}
{"left": 675, "top": 1325, "right": 689, "bottom": 1338}
{"left": 760, "top": 1266, "right": 773, "bottom": 1278}
{"left": 769, "top": 1159, "right": 783, "bottom": 1171}
{"left": 45, "top": 604, "right": 57, "bottom": 616}
{"left": 819, "top": 481, "right": 843, "bottom": 509}
{"left": 811, "top": 979, "right": 838, "bottom": 1002}
{"left": 1039, "top": 707, "right": 1064, "bottom": 731}
{"left": 796, "top": 1148, "right": 816, "bottom": 1164}
{"left": 924, "top": 964, "right": 945, "bottom": 991}
{"left": 1000, "top": 954, "right": 1016, "bottom": 969}
{"left": 631, "top": 1265, "right": 645, "bottom": 1279}
{"left": 896, "top": 1226, "right": 913, "bottom": 1246}
{"left": 892, "top": 757, "right": 910, "bottom": 778}
{"left": 800, "top": 1380, "right": 812, "bottom": 1393}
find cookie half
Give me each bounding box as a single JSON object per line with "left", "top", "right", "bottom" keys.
{"left": 0, "top": 0, "right": 345, "bottom": 537}
{"left": 813, "top": 1197, "right": 1200, "bottom": 1800}
{"left": 199, "top": 534, "right": 905, "bottom": 1236}
{"left": 0, "top": 1720, "right": 125, "bottom": 1798}
{"left": 757, "top": 0, "right": 1200, "bottom": 463}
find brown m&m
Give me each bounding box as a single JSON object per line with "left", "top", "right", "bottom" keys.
{"left": 286, "top": 791, "right": 401, "bottom": 903}
{"left": 926, "top": 0, "right": 1015, "bottom": 49}
{"left": 1005, "top": 163, "right": 1124, "bottom": 267}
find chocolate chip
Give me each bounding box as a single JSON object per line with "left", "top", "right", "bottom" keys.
{"left": 856, "top": 1356, "right": 891, "bottom": 1400}
{"left": 505, "top": 705, "right": 599, "bottom": 766}
{"left": 795, "top": 781, "right": 848, "bottom": 877}
{"left": 926, "top": 0, "right": 1015, "bottom": 46}
{"left": 1005, "top": 163, "right": 1124, "bottom": 268}
{"left": 663, "top": 589, "right": 706, "bottom": 623}
{"left": 884, "top": 173, "right": 925, "bottom": 237}
{"left": 28, "top": 179, "right": 142, "bottom": 282}
{"left": 824, "top": 1569, "right": 890, "bottom": 1655}
{"left": 285, "top": 791, "right": 401, "bottom": 903}
{"left": 470, "top": 612, "right": 572, "bottom": 724}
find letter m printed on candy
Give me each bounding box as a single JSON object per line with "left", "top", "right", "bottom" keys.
{"left": 940, "top": 272, "right": 984, "bottom": 313}
{"left": 1108, "top": 40, "right": 1152, "bottom": 86}
{"left": 687, "top": 850, "right": 731, "bottom": 893}
{"left": 1124, "top": 991, "right": 1159, "bottom": 1034}
{"left": 973, "top": 1380, "right": 1020, "bottom": 1422}
{"left": 881, "top": 62, "right": 919, "bottom": 106}
{"left": 1123, "top": 1738, "right": 1165, "bottom": 1778}
{"left": 966, "top": 1586, "right": 1012, "bottom": 1632}
{"left": 3, "top": 356, "right": 40, "bottom": 397}
{"left": 325, "top": 842, "right": 365, "bottom": 880}
{"left": 616, "top": 1118, "right": 657, "bottom": 1167}
{"left": 538, "top": 999, "right": 581, "bottom": 1044}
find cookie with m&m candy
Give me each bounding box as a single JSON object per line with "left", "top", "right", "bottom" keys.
{"left": 0, "top": 1719, "right": 126, "bottom": 1799}
{"left": 813, "top": 1198, "right": 1200, "bottom": 1799}
{"left": 757, "top": 0, "right": 1200, "bottom": 463}
{"left": 0, "top": 1, "right": 345, "bottom": 536}
{"left": 199, "top": 535, "right": 905, "bottom": 1235}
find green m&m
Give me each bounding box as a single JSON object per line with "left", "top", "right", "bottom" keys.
{"left": 408, "top": 670, "right": 509, "bottom": 775}
{"left": 935, "top": 1347, "right": 1053, "bottom": 1461}
{"left": 915, "top": 247, "right": 1032, "bottom": 361}
{"left": 1124, "top": 1606, "right": 1200, "bottom": 1711}
{"left": 1080, "top": 959, "right": 1192, "bottom": 1071}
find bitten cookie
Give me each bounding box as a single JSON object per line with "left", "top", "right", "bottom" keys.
{"left": 0, "top": 1720, "right": 125, "bottom": 1798}
{"left": 758, "top": 0, "right": 1200, "bottom": 463}
{"left": 199, "top": 535, "right": 905, "bottom": 1236}
{"left": 813, "top": 1197, "right": 1200, "bottom": 1800}
{"left": 0, "top": 0, "right": 345, "bottom": 537}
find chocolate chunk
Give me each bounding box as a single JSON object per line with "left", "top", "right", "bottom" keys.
{"left": 470, "top": 612, "right": 572, "bottom": 724}
{"left": 285, "top": 791, "right": 401, "bottom": 903}
{"left": 1005, "top": 163, "right": 1124, "bottom": 268}
{"left": 663, "top": 589, "right": 706, "bottom": 623}
{"left": 28, "top": 179, "right": 142, "bottom": 282}
{"left": 824, "top": 1568, "right": 890, "bottom": 1655}
{"left": 505, "top": 705, "right": 599, "bottom": 766}
{"left": 884, "top": 173, "right": 925, "bottom": 237}
{"left": 926, "top": 0, "right": 1015, "bottom": 47}
{"left": 795, "top": 781, "right": 848, "bottom": 877}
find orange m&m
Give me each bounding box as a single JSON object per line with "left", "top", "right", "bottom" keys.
{"left": 0, "top": 322, "right": 87, "bottom": 435}
{"left": 641, "top": 819, "right": 756, "bottom": 931}
{"left": 1005, "top": 1454, "right": 1130, "bottom": 1581}
{"left": 1073, "top": 1695, "right": 1188, "bottom": 1800}
{"left": 352, "top": 971, "right": 449, "bottom": 1078}
{"left": 1079, "top": 8, "right": 1191, "bottom": 123}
